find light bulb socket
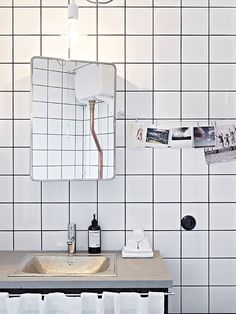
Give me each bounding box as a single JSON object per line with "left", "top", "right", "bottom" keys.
{"left": 68, "top": 3, "right": 78, "bottom": 20}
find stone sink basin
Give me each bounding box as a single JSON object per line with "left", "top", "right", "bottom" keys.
{"left": 9, "top": 253, "right": 116, "bottom": 277}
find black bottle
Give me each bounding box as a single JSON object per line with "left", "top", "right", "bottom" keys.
{"left": 88, "top": 214, "right": 101, "bottom": 254}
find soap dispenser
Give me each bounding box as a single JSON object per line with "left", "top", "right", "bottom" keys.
{"left": 88, "top": 214, "right": 101, "bottom": 254}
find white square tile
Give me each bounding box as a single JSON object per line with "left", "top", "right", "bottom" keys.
{"left": 168, "top": 287, "right": 180, "bottom": 314}
{"left": 14, "top": 36, "right": 40, "bottom": 62}
{"left": 154, "top": 36, "right": 180, "bottom": 62}
{"left": 42, "top": 231, "right": 67, "bottom": 251}
{"left": 70, "top": 181, "right": 97, "bottom": 202}
{"left": 182, "top": 287, "right": 208, "bottom": 313}
{"left": 0, "top": 65, "right": 12, "bottom": 90}
{"left": 154, "top": 8, "right": 180, "bottom": 34}
{"left": 116, "top": 64, "right": 125, "bottom": 91}
{"left": 211, "top": 37, "right": 236, "bottom": 62}
{"left": 182, "top": 231, "right": 208, "bottom": 257}
{"left": 14, "top": 92, "right": 30, "bottom": 119}
{"left": 0, "top": 177, "right": 12, "bottom": 202}
{"left": 154, "top": 204, "right": 180, "bottom": 230}
{"left": 42, "top": 181, "right": 69, "bottom": 202}
{"left": 182, "top": 36, "right": 208, "bottom": 62}
{"left": 154, "top": 64, "right": 180, "bottom": 90}
{"left": 183, "top": 0, "right": 208, "bottom": 5}
{"left": 210, "top": 159, "right": 236, "bottom": 175}
{"left": 210, "top": 92, "right": 236, "bottom": 118}
{"left": 126, "top": 203, "right": 152, "bottom": 230}
{"left": 14, "top": 0, "right": 40, "bottom": 4}
{"left": 126, "top": 8, "right": 152, "bottom": 34}
{"left": 0, "top": 205, "right": 13, "bottom": 230}
{"left": 210, "top": 259, "right": 236, "bottom": 285}
{"left": 154, "top": 176, "right": 180, "bottom": 202}
{"left": 14, "top": 64, "right": 31, "bottom": 90}
{"left": 98, "top": 8, "right": 124, "bottom": 34}
{"left": 126, "top": 92, "right": 152, "bottom": 118}
{"left": 0, "top": 36, "right": 11, "bottom": 62}
{"left": 98, "top": 36, "right": 124, "bottom": 63}
{"left": 211, "top": 64, "right": 236, "bottom": 90}
{"left": 126, "top": 176, "right": 152, "bottom": 202}
{"left": 164, "top": 259, "right": 180, "bottom": 285}
{"left": 70, "top": 204, "right": 97, "bottom": 230}
{"left": 126, "top": 149, "right": 153, "bottom": 175}
{"left": 42, "top": 36, "right": 68, "bottom": 59}
{"left": 101, "top": 231, "right": 124, "bottom": 250}
{"left": 14, "top": 204, "right": 41, "bottom": 230}
{"left": 0, "top": 92, "right": 12, "bottom": 119}
{"left": 0, "top": 232, "right": 13, "bottom": 250}
{"left": 210, "top": 231, "right": 236, "bottom": 257}
{"left": 154, "top": 149, "right": 180, "bottom": 174}
{"left": 127, "top": 0, "right": 152, "bottom": 6}
{"left": 42, "top": 8, "right": 67, "bottom": 34}
{"left": 116, "top": 148, "right": 124, "bottom": 175}
{"left": 99, "top": 203, "right": 124, "bottom": 230}
{"left": 182, "top": 64, "right": 208, "bottom": 90}
{"left": 211, "top": 0, "right": 236, "bottom": 5}
{"left": 126, "top": 64, "right": 152, "bottom": 90}
{"left": 14, "top": 120, "right": 30, "bottom": 146}
{"left": 154, "top": 231, "right": 180, "bottom": 258}
{"left": 76, "top": 231, "right": 88, "bottom": 251}
{"left": 182, "top": 8, "right": 208, "bottom": 34}
{"left": 210, "top": 175, "right": 236, "bottom": 202}
{"left": 78, "top": 8, "right": 96, "bottom": 34}
{"left": 182, "top": 259, "right": 208, "bottom": 285}
{"left": 0, "top": 0, "right": 11, "bottom": 5}
{"left": 42, "top": 204, "right": 68, "bottom": 230}
{"left": 42, "top": 0, "right": 67, "bottom": 5}
{"left": 210, "top": 204, "right": 236, "bottom": 230}
{"left": 182, "top": 149, "right": 208, "bottom": 174}
{"left": 211, "top": 8, "right": 236, "bottom": 35}
{"left": 154, "top": 92, "right": 180, "bottom": 119}
{"left": 14, "top": 8, "right": 40, "bottom": 34}
{"left": 0, "top": 148, "right": 12, "bottom": 174}
{"left": 126, "top": 36, "right": 152, "bottom": 62}
{"left": 116, "top": 120, "right": 124, "bottom": 147}
{"left": 99, "top": 176, "right": 124, "bottom": 202}
{"left": 182, "top": 203, "right": 208, "bottom": 230}
{"left": 14, "top": 232, "right": 41, "bottom": 250}
{"left": 0, "top": 8, "right": 12, "bottom": 34}
{"left": 182, "top": 92, "right": 208, "bottom": 118}
{"left": 14, "top": 176, "right": 40, "bottom": 202}
{"left": 182, "top": 176, "right": 208, "bottom": 202}
{"left": 211, "top": 287, "right": 236, "bottom": 313}
{"left": 155, "top": 0, "right": 180, "bottom": 5}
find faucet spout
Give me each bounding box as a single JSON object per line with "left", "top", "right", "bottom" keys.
{"left": 67, "top": 223, "right": 76, "bottom": 254}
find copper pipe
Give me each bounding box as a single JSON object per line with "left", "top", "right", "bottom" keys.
{"left": 89, "top": 99, "right": 103, "bottom": 179}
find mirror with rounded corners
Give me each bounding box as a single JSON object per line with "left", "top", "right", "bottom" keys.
{"left": 31, "top": 57, "right": 116, "bottom": 181}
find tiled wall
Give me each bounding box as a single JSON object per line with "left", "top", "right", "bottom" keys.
{"left": 1, "top": 0, "right": 236, "bottom": 313}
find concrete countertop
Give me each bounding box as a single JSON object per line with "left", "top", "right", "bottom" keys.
{"left": 0, "top": 251, "right": 172, "bottom": 290}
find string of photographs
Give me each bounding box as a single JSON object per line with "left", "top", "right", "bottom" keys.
{"left": 127, "top": 121, "right": 236, "bottom": 165}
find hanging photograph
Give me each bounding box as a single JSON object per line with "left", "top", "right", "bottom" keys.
{"left": 205, "top": 123, "right": 236, "bottom": 165}
{"left": 146, "top": 127, "right": 170, "bottom": 148}
{"left": 127, "top": 121, "right": 147, "bottom": 150}
{"left": 170, "top": 127, "right": 193, "bottom": 149}
{"left": 193, "top": 126, "right": 215, "bottom": 148}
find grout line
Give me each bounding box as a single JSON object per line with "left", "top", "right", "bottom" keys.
{"left": 180, "top": 1, "right": 183, "bottom": 312}
{"left": 11, "top": 0, "right": 15, "bottom": 251}
{"left": 124, "top": 0, "right": 127, "bottom": 246}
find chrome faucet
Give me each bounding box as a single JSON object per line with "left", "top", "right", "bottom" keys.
{"left": 67, "top": 223, "right": 76, "bottom": 254}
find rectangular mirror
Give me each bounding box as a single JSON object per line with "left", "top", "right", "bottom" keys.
{"left": 30, "top": 57, "right": 116, "bottom": 181}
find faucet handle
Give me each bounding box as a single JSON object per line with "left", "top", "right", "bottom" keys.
{"left": 68, "top": 223, "right": 76, "bottom": 239}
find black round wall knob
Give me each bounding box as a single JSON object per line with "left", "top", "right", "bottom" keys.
{"left": 181, "top": 215, "right": 196, "bottom": 231}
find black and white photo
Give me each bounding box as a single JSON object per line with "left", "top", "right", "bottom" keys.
{"left": 146, "top": 127, "right": 170, "bottom": 148}
{"left": 193, "top": 126, "right": 216, "bottom": 148}
{"left": 170, "top": 127, "right": 192, "bottom": 149}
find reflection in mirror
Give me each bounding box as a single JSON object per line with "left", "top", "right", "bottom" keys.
{"left": 31, "top": 57, "right": 116, "bottom": 181}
